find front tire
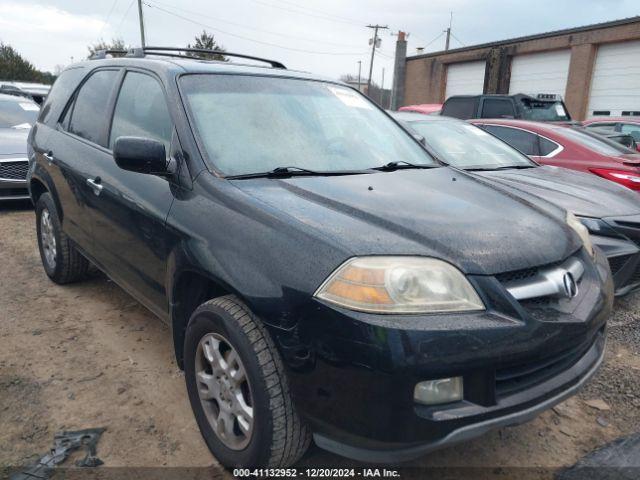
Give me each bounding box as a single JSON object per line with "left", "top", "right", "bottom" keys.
{"left": 184, "top": 295, "right": 311, "bottom": 468}
{"left": 35, "top": 192, "right": 89, "bottom": 284}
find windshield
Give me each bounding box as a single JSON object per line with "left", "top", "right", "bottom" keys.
{"left": 180, "top": 75, "right": 436, "bottom": 176}
{"left": 558, "top": 127, "right": 637, "bottom": 156}
{"left": 404, "top": 120, "right": 535, "bottom": 170}
{"left": 520, "top": 99, "right": 569, "bottom": 122}
{"left": 0, "top": 99, "right": 39, "bottom": 128}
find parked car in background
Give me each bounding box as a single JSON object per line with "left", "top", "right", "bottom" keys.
{"left": 398, "top": 103, "right": 442, "bottom": 115}
{"left": 441, "top": 93, "right": 572, "bottom": 122}
{"left": 28, "top": 49, "right": 613, "bottom": 468}
{"left": 588, "top": 128, "right": 638, "bottom": 151}
{"left": 393, "top": 111, "right": 640, "bottom": 296}
{"left": 470, "top": 119, "right": 640, "bottom": 192}
{"left": 583, "top": 117, "right": 640, "bottom": 152}
{"left": 0, "top": 93, "right": 39, "bottom": 200}
{"left": 0, "top": 81, "right": 51, "bottom": 105}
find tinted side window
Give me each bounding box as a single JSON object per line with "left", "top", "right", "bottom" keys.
{"left": 538, "top": 136, "right": 560, "bottom": 156}
{"left": 484, "top": 125, "right": 539, "bottom": 155}
{"left": 481, "top": 99, "right": 515, "bottom": 118}
{"left": 109, "top": 72, "right": 172, "bottom": 150}
{"left": 68, "top": 70, "right": 119, "bottom": 146}
{"left": 442, "top": 97, "right": 478, "bottom": 119}
{"left": 39, "top": 67, "right": 86, "bottom": 126}
{"left": 586, "top": 123, "right": 616, "bottom": 132}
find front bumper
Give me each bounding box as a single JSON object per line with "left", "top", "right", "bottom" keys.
{"left": 313, "top": 332, "right": 605, "bottom": 463}
{"left": 278, "top": 248, "right": 613, "bottom": 463}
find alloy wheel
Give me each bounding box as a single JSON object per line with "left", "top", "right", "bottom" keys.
{"left": 40, "top": 208, "right": 57, "bottom": 269}
{"left": 195, "top": 333, "right": 254, "bottom": 450}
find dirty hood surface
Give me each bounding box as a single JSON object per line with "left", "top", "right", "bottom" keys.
{"left": 232, "top": 167, "right": 578, "bottom": 275}
{"left": 478, "top": 165, "right": 640, "bottom": 218}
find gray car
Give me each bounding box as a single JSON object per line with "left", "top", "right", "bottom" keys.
{"left": 0, "top": 93, "right": 38, "bottom": 200}
{"left": 392, "top": 111, "right": 640, "bottom": 296}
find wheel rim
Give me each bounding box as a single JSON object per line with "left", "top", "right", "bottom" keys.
{"left": 40, "top": 208, "right": 57, "bottom": 269}
{"left": 195, "top": 333, "right": 254, "bottom": 450}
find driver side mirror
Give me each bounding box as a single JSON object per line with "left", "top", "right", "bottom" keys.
{"left": 113, "top": 136, "right": 168, "bottom": 175}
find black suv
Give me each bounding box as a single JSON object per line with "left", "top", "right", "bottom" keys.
{"left": 28, "top": 48, "right": 613, "bottom": 468}
{"left": 441, "top": 93, "right": 572, "bottom": 122}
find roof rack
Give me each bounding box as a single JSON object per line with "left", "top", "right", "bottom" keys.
{"left": 90, "top": 46, "right": 286, "bottom": 69}
{"left": 144, "top": 47, "right": 286, "bottom": 69}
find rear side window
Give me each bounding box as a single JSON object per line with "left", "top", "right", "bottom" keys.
{"left": 39, "top": 67, "right": 86, "bottom": 126}
{"left": 67, "top": 69, "right": 119, "bottom": 146}
{"left": 109, "top": 71, "right": 172, "bottom": 151}
{"left": 442, "top": 97, "right": 478, "bottom": 119}
{"left": 484, "top": 125, "right": 539, "bottom": 156}
{"left": 538, "top": 136, "right": 560, "bottom": 156}
{"left": 480, "top": 99, "right": 515, "bottom": 119}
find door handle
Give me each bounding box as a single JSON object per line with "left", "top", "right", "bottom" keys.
{"left": 86, "top": 177, "right": 103, "bottom": 196}
{"left": 43, "top": 151, "right": 54, "bottom": 165}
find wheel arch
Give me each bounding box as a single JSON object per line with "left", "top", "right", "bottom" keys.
{"left": 169, "top": 268, "right": 237, "bottom": 369}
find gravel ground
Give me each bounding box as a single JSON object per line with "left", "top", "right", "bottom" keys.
{"left": 1, "top": 202, "right": 639, "bottom": 480}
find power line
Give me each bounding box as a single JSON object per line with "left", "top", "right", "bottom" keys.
{"left": 143, "top": 2, "right": 369, "bottom": 56}
{"left": 98, "top": 0, "right": 120, "bottom": 39}
{"left": 267, "top": 0, "right": 364, "bottom": 26}
{"left": 145, "top": 0, "right": 364, "bottom": 49}
{"left": 249, "top": 0, "right": 363, "bottom": 27}
{"left": 115, "top": 0, "right": 135, "bottom": 36}
{"left": 449, "top": 31, "right": 466, "bottom": 47}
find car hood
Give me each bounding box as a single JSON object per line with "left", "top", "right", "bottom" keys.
{"left": 478, "top": 165, "right": 640, "bottom": 218}
{"left": 0, "top": 127, "right": 29, "bottom": 156}
{"left": 231, "top": 167, "right": 578, "bottom": 275}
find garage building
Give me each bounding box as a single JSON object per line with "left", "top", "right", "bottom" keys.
{"left": 393, "top": 16, "right": 640, "bottom": 120}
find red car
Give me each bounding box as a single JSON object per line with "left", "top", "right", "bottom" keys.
{"left": 398, "top": 103, "right": 442, "bottom": 115}
{"left": 582, "top": 117, "right": 640, "bottom": 152}
{"left": 470, "top": 119, "right": 640, "bottom": 191}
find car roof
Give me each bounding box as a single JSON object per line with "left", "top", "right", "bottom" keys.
{"left": 391, "top": 111, "right": 461, "bottom": 123}
{"left": 72, "top": 55, "right": 342, "bottom": 84}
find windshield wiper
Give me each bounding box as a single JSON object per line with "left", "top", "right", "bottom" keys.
{"left": 372, "top": 160, "right": 437, "bottom": 171}
{"left": 465, "top": 165, "right": 536, "bottom": 172}
{"left": 227, "top": 166, "right": 372, "bottom": 180}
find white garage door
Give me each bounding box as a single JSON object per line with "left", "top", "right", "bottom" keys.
{"left": 509, "top": 50, "right": 571, "bottom": 96}
{"left": 445, "top": 61, "right": 486, "bottom": 98}
{"left": 587, "top": 40, "right": 640, "bottom": 117}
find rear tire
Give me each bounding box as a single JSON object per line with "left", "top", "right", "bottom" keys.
{"left": 35, "top": 192, "right": 89, "bottom": 284}
{"left": 184, "top": 295, "right": 311, "bottom": 468}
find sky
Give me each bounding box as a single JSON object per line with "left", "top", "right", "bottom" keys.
{"left": 0, "top": 0, "right": 638, "bottom": 86}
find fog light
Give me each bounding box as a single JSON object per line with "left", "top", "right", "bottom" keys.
{"left": 414, "top": 377, "right": 463, "bottom": 405}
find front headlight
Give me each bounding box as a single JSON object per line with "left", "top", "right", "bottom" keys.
{"left": 314, "top": 256, "right": 485, "bottom": 314}
{"left": 567, "top": 212, "right": 595, "bottom": 258}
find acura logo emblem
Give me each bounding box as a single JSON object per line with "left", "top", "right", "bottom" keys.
{"left": 562, "top": 272, "right": 578, "bottom": 299}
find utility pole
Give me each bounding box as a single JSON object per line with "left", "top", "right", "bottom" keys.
{"left": 357, "top": 60, "right": 362, "bottom": 92}
{"left": 381, "top": 67, "right": 386, "bottom": 108}
{"left": 366, "top": 24, "right": 388, "bottom": 95}
{"left": 444, "top": 12, "right": 452, "bottom": 51}
{"left": 137, "top": 0, "right": 146, "bottom": 48}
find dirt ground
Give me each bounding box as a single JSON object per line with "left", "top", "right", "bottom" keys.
{"left": 1, "top": 202, "right": 640, "bottom": 479}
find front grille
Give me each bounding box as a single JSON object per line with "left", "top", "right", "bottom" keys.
{"left": 0, "top": 161, "right": 28, "bottom": 181}
{"left": 608, "top": 254, "right": 632, "bottom": 276}
{"left": 495, "top": 337, "right": 595, "bottom": 397}
{"left": 495, "top": 259, "right": 563, "bottom": 285}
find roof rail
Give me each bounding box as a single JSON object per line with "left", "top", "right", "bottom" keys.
{"left": 143, "top": 47, "right": 286, "bottom": 69}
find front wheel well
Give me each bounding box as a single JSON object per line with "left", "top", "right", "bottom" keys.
{"left": 29, "top": 178, "right": 47, "bottom": 205}
{"left": 171, "top": 270, "right": 231, "bottom": 369}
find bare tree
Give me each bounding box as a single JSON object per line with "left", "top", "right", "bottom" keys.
{"left": 87, "top": 38, "right": 128, "bottom": 58}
